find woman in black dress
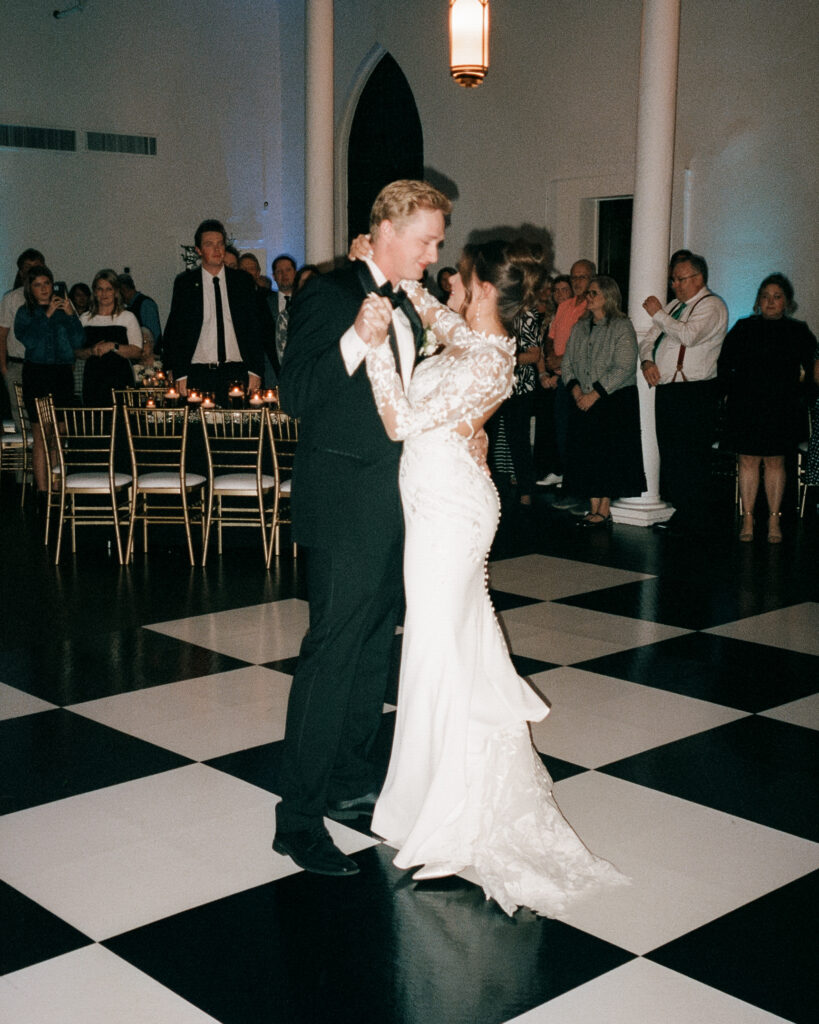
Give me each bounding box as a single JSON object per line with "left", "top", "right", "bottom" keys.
{"left": 718, "top": 274, "right": 816, "bottom": 542}
{"left": 77, "top": 269, "right": 143, "bottom": 405}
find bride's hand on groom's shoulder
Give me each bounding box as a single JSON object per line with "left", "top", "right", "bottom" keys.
{"left": 355, "top": 294, "right": 393, "bottom": 347}
{"left": 348, "top": 234, "right": 373, "bottom": 262}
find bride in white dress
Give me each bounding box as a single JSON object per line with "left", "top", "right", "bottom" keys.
{"left": 357, "top": 240, "right": 626, "bottom": 917}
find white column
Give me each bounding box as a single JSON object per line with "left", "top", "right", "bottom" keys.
{"left": 612, "top": 0, "right": 680, "bottom": 527}
{"left": 305, "top": 0, "right": 335, "bottom": 266}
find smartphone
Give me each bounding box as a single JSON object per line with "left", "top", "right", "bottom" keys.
{"left": 53, "top": 281, "right": 67, "bottom": 298}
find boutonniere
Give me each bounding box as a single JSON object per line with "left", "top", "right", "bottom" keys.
{"left": 419, "top": 328, "right": 441, "bottom": 359}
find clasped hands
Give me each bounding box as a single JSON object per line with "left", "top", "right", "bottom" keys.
{"left": 355, "top": 294, "right": 394, "bottom": 348}
{"left": 572, "top": 386, "right": 600, "bottom": 412}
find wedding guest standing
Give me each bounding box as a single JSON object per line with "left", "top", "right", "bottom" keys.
{"left": 77, "top": 269, "right": 143, "bottom": 405}
{"left": 14, "top": 266, "right": 84, "bottom": 492}
{"left": 561, "top": 276, "right": 645, "bottom": 526}
{"left": 718, "top": 273, "right": 816, "bottom": 542}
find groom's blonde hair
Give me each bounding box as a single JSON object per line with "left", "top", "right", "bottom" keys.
{"left": 369, "top": 180, "right": 451, "bottom": 238}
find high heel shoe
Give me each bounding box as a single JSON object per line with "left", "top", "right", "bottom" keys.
{"left": 738, "top": 512, "right": 754, "bottom": 542}
{"left": 767, "top": 511, "right": 783, "bottom": 544}
{"left": 580, "top": 512, "right": 612, "bottom": 528}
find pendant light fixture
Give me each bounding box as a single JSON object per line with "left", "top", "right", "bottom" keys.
{"left": 449, "top": 0, "right": 490, "bottom": 88}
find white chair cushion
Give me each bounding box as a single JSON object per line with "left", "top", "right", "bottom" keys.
{"left": 213, "top": 473, "right": 275, "bottom": 492}
{"left": 1, "top": 432, "right": 29, "bottom": 448}
{"left": 137, "top": 471, "right": 206, "bottom": 491}
{"left": 279, "top": 477, "right": 292, "bottom": 495}
{"left": 66, "top": 472, "right": 132, "bottom": 490}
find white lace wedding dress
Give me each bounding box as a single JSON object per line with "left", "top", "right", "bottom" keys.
{"left": 365, "top": 284, "right": 627, "bottom": 917}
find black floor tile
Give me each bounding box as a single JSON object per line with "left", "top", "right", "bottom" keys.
{"left": 556, "top": 576, "right": 806, "bottom": 630}
{"left": 575, "top": 631, "right": 819, "bottom": 713}
{"left": 600, "top": 716, "right": 819, "bottom": 842}
{"left": 0, "top": 631, "right": 250, "bottom": 705}
{"left": 105, "top": 844, "right": 633, "bottom": 1024}
{"left": 537, "top": 753, "right": 589, "bottom": 784}
{"left": 489, "top": 589, "right": 543, "bottom": 613}
{"left": 511, "top": 653, "right": 561, "bottom": 677}
{"left": 0, "top": 709, "right": 191, "bottom": 815}
{"left": 206, "top": 714, "right": 398, "bottom": 801}
{"left": 648, "top": 871, "right": 819, "bottom": 1024}
{"left": 0, "top": 880, "right": 92, "bottom": 976}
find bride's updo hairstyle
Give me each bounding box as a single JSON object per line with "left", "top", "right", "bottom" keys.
{"left": 458, "top": 239, "right": 545, "bottom": 335}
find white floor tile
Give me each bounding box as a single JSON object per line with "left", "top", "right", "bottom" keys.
{"left": 505, "top": 957, "right": 794, "bottom": 1023}
{"left": 705, "top": 602, "right": 819, "bottom": 656}
{"left": 0, "top": 681, "right": 56, "bottom": 721}
{"left": 499, "top": 602, "right": 689, "bottom": 665}
{"left": 146, "top": 598, "right": 308, "bottom": 662}
{"left": 547, "top": 773, "right": 819, "bottom": 954}
{"left": 760, "top": 691, "right": 819, "bottom": 731}
{"left": 489, "top": 554, "right": 653, "bottom": 601}
{"left": 0, "top": 764, "right": 376, "bottom": 941}
{"left": 0, "top": 944, "right": 220, "bottom": 1024}
{"left": 530, "top": 667, "right": 748, "bottom": 768}
{"left": 67, "top": 665, "right": 292, "bottom": 760}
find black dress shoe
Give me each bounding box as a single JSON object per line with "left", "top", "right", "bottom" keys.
{"left": 272, "top": 826, "right": 359, "bottom": 876}
{"left": 325, "top": 791, "right": 379, "bottom": 821}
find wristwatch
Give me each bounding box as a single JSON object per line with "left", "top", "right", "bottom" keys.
{"left": 113, "top": 343, "right": 120, "bottom": 351}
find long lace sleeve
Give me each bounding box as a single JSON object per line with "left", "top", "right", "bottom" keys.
{"left": 398, "top": 279, "right": 472, "bottom": 346}
{"left": 365, "top": 335, "right": 514, "bottom": 441}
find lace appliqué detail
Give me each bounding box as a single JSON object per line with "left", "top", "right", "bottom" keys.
{"left": 364, "top": 284, "right": 514, "bottom": 442}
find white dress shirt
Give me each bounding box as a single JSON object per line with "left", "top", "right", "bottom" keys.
{"left": 639, "top": 286, "right": 728, "bottom": 384}
{"left": 192, "top": 267, "right": 242, "bottom": 365}
{"left": 0, "top": 287, "right": 27, "bottom": 359}
{"left": 340, "top": 258, "right": 415, "bottom": 388}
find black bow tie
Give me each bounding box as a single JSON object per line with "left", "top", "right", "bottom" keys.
{"left": 375, "top": 280, "right": 408, "bottom": 309}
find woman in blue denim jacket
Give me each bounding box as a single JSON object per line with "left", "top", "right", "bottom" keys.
{"left": 14, "top": 266, "right": 84, "bottom": 492}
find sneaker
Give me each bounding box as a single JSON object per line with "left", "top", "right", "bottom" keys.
{"left": 552, "top": 495, "right": 581, "bottom": 510}
{"left": 536, "top": 473, "right": 563, "bottom": 487}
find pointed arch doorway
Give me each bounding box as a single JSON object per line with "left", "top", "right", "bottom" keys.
{"left": 346, "top": 53, "right": 424, "bottom": 244}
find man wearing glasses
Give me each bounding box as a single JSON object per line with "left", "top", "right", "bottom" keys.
{"left": 639, "top": 253, "right": 728, "bottom": 537}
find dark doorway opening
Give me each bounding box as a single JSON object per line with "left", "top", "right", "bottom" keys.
{"left": 347, "top": 54, "right": 424, "bottom": 244}
{"left": 597, "top": 197, "right": 633, "bottom": 310}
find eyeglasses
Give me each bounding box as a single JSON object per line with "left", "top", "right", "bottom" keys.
{"left": 669, "top": 274, "right": 700, "bottom": 284}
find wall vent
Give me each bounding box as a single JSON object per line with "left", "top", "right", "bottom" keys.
{"left": 87, "top": 131, "right": 157, "bottom": 156}
{"left": 0, "top": 124, "right": 76, "bottom": 151}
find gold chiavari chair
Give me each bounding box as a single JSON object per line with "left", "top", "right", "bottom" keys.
{"left": 201, "top": 407, "right": 277, "bottom": 564}
{"left": 112, "top": 386, "right": 170, "bottom": 408}
{"left": 33, "top": 396, "right": 63, "bottom": 544}
{"left": 123, "top": 405, "right": 206, "bottom": 565}
{"left": 267, "top": 409, "right": 299, "bottom": 563}
{"left": 0, "top": 382, "right": 34, "bottom": 508}
{"left": 35, "top": 396, "right": 132, "bottom": 563}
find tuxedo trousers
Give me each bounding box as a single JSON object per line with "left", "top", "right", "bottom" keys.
{"left": 275, "top": 524, "right": 404, "bottom": 832}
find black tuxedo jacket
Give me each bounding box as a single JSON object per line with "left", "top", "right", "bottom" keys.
{"left": 279, "top": 261, "right": 422, "bottom": 547}
{"left": 163, "top": 266, "right": 264, "bottom": 381}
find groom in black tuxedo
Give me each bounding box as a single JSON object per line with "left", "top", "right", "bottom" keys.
{"left": 274, "top": 181, "right": 451, "bottom": 875}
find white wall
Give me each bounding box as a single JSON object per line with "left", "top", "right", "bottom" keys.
{"left": 3, "top": 1, "right": 816, "bottom": 329}
{"left": 0, "top": 0, "right": 303, "bottom": 318}
{"left": 332, "top": 0, "right": 818, "bottom": 325}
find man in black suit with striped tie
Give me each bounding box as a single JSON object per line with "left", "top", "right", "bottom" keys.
{"left": 274, "top": 181, "right": 451, "bottom": 876}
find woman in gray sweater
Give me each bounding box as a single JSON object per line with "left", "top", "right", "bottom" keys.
{"left": 561, "top": 276, "right": 645, "bottom": 526}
